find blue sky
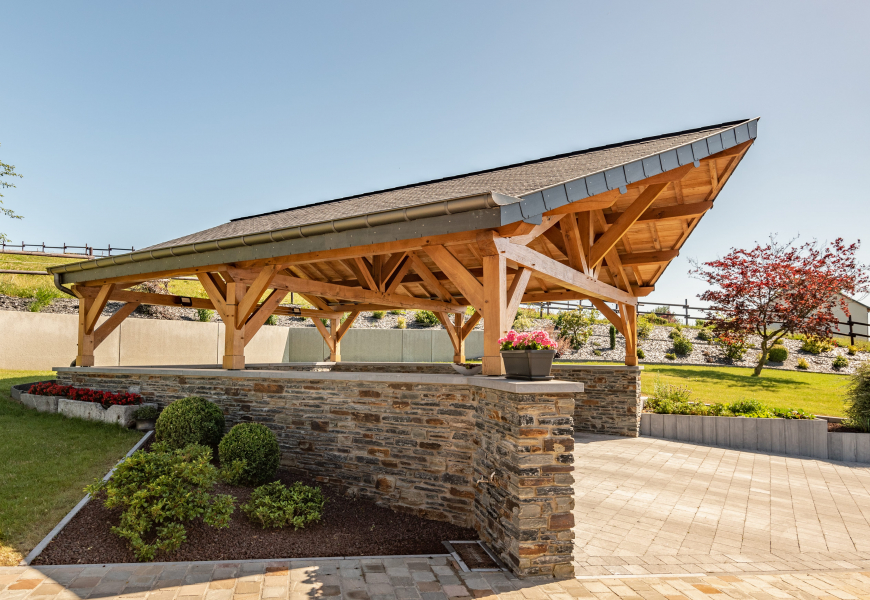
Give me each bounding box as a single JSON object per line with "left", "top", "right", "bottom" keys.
{"left": 1, "top": 1, "right": 868, "bottom": 305}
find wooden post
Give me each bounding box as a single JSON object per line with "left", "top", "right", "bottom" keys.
{"left": 222, "top": 281, "right": 246, "bottom": 370}
{"left": 482, "top": 254, "right": 506, "bottom": 375}
{"left": 624, "top": 303, "right": 638, "bottom": 367}
{"left": 330, "top": 318, "right": 341, "bottom": 362}
{"left": 454, "top": 312, "right": 466, "bottom": 364}
{"left": 76, "top": 294, "right": 96, "bottom": 367}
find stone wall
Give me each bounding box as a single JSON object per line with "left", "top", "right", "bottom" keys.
{"left": 55, "top": 366, "right": 580, "bottom": 577}
{"left": 473, "top": 387, "right": 576, "bottom": 577}
{"left": 552, "top": 365, "right": 642, "bottom": 437}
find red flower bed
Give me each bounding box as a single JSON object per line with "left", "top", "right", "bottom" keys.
{"left": 28, "top": 382, "right": 142, "bottom": 408}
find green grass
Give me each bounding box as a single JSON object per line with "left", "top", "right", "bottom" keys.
{"left": 560, "top": 362, "right": 850, "bottom": 417}
{"left": 0, "top": 370, "right": 142, "bottom": 565}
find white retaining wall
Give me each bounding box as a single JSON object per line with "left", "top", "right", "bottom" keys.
{"left": 640, "top": 412, "right": 870, "bottom": 464}
{"left": 0, "top": 311, "right": 483, "bottom": 370}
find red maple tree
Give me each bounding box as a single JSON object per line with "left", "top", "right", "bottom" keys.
{"left": 690, "top": 236, "right": 868, "bottom": 376}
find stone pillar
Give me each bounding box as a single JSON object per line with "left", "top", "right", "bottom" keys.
{"left": 222, "top": 281, "right": 246, "bottom": 370}
{"left": 473, "top": 388, "right": 576, "bottom": 578}
{"left": 482, "top": 254, "right": 506, "bottom": 375}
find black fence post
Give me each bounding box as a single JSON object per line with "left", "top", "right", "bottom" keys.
{"left": 849, "top": 317, "right": 855, "bottom": 346}
{"left": 684, "top": 299, "right": 689, "bottom": 325}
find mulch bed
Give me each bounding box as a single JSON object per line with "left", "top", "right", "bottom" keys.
{"left": 828, "top": 422, "right": 868, "bottom": 434}
{"left": 33, "top": 469, "right": 478, "bottom": 565}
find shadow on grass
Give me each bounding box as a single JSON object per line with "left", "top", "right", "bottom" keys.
{"left": 648, "top": 366, "right": 814, "bottom": 390}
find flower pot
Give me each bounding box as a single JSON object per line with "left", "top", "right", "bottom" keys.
{"left": 136, "top": 419, "right": 156, "bottom": 431}
{"left": 500, "top": 349, "right": 556, "bottom": 380}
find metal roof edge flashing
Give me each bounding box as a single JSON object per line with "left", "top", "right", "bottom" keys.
{"left": 48, "top": 192, "right": 517, "bottom": 277}
{"left": 517, "top": 117, "right": 759, "bottom": 213}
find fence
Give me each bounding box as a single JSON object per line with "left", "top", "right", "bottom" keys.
{"left": 0, "top": 241, "right": 134, "bottom": 257}
{"left": 531, "top": 299, "right": 870, "bottom": 346}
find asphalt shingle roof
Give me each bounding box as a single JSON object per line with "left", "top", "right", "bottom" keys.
{"left": 146, "top": 120, "right": 746, "bottom": 250}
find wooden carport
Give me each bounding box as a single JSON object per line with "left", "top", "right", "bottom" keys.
{"left": 49, "top": 119, "right": 758, "bottom": 375}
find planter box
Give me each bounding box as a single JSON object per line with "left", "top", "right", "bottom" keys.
{"left": 18, "top": 393, "right": 62, "bottom": 414}
{"left": 640, "top": 413, "right": 870, "bottom": 464}
{"left": 57, "top": 399, "right": 153, "bottom": 428}
{"left": 501, "top": 349, "right": 556, "bottom": 380}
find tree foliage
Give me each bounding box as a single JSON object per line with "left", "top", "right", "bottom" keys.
{"left": 0, "top": 144, "right": 23, "bottom": 243}
{"left": 691, "top": 236, "right": 868, "bottom": 376}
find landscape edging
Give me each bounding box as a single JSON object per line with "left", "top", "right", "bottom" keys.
{"left": 640, "top": 413, "right": 870, "bottom": 464}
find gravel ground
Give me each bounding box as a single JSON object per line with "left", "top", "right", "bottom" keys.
{"left": 32, "top": 470, "right": 477, "bottom": 565}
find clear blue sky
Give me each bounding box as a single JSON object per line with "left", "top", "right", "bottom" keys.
{"left": 1, "top": 1, "right": 868, "bottom": 305}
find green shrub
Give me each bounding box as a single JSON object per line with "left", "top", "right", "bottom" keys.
{"left": 651, "top": 376, "right": 692, "bottom": 403}
{"left": 797, "top": 358, "right": 810, "bottom": 370}
{"left": 844, "top": 362, "right": 870, "bottom": 432}
{"left": 636, "top": 316, "right": 653, "bottom": 341}
{"left": 767, "top": 345, "right": 789, "bottom": 362}
{"left": 513, "top": 313, "right": 534, "bottom": 331}
{"left": 696, "top": 328, "right": 714, "bottom": 342}
{"left": 219, "top": 423, "right": 281, "bottom": 486}
{"left": 396, "top": 317, "right": 407, "bottom": 329}
{"left": 716, "top": 334, "right": 748, "bottom": 362}
{"left": 593, "top": 349, "right": 602, "bottom": 356}
{"left": 27, "top": 288, "right": 57, "bottom": 313}
{"left": 85, "top": 443, "right": 234, "bottom": 561}
{"left": 389, "top": 309, "right": 405, "bottom": 315}
{"left": 801, "top": 336, "right": 833, "bottom": 355}
{"left": 196, "top": 308, "right": 214, "bottom": 322}
{"left": 770, "top": 407, "right": 815, "bottom": 419}
{"left": 609, "top": 325, "right": 616, "bottom": 349}
{"left": 848, "top": 345, "right": 858, "bottom": 356}
{"left": 155, "top": 396, "right": 225, "bottom": 450}
{"left": 414, "top": 310, "right": 439, "bottom": 327}
{"left": 265, "top": 314, "right": 278, "bottom": 326}
{"left": 555, "top": 309, "right": 597, "bottom": 349}
{"left": 668, "top": 329, "right": 683, "bottom": 340}
{"left": 833, "top": 355, "right": 849, "bottom": 370}
{"left": 242, "top": 481, "right": 326, "bottom": 529}
{"left": 729, "top": 399, "right": 768, "bottom": 417}
{"left": 134, "top": 405, "right": 159, "bottom": 420}
{"left": 673, "top": 336, "right": 693, "bottom": 357}
{"left": 636, "top": 348, "right": 645, "bottom": 359}
{"left": 371, "top": 310, "right": 385, "bottom": 320}
{"left": 665, "top": 353, "right": 676, "bottom": 360}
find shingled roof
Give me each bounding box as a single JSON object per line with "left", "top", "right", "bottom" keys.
{"left": 146, "top": 119, "right": 752, "bottom": 251}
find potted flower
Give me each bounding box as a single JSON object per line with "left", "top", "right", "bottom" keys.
{"left": 498, "top": 330, "right": 558, "bottom": 380}
{"left": 133, "top": 405, "right": 159, "bottom": 431}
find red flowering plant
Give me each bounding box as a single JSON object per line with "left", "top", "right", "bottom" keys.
{"left": 690, "top": 236, "right": 869, "bottom": 376}
{"left": 498, "top": 330, "right": 558, "bottom": 351}
{"left": 28, "top": 382, "right": 142, "bottom": 409}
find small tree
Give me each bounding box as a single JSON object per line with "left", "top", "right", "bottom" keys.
{"left": 0, "top": 144, "right": 23, "bottom": 243}
{"left": 690, "top": 236, "right": 868, "bottom": 376}
{"left": 555, "top": 308, "right": 598, "bottom": 350}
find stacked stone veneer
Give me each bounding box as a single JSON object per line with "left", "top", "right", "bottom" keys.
{"left": 552, "top": 365, "right": 642, "bottom": 437}
{"left": 56, "top": 367, "right": 577, "bottom": 577}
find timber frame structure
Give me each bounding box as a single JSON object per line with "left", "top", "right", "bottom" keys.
{"left": 50, "top": 118, "right": 759, "bottom": 375}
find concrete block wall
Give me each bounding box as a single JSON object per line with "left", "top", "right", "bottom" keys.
{"left": 640, "top": 413, "right": 870, "bottom": 464}
{"left": 55, "top": 366, "right": 579, "bottom": 578}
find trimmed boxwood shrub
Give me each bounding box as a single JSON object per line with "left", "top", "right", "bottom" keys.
{"left": 219, "top": 422, "right": 281, "bottom": 486}
{"left": 155, "top": 396, "right": 225, "bottom": 450}
{"left": 242, "top": 481, "right": 326, "bottom": 529}
{"left": 767, "top": 345, "right": 789, "bottom": 362}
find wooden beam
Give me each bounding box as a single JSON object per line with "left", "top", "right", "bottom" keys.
{"left": 244, "top": 289, "right": 288, "bottom": 347}
{"left": 93, "top": 301, "right": 139, "bottom": 348}
{"left": 505, "top": 267, "right": 532, "bottom": 328}
{"left": 268, "top": 272, "right": 465, "bottom": 313}
{"left": 76, "top": 294, "right": 95, "bottom": 366}
{"left": 421, "top": 245, "right": 484, "bottom": 310}
{"left": 482, "top": 254, "right": 506, "bottom": 375}
{"left": 386, "top": 256, "right": 412, "bottom": 294}
{"left": 497, "top": 221, "right": 538, "bottom": 237}
{"left": 619, "top": 250, "right": 679, "bottom": 266}
{"left": 381, "top": 252, "right": 406, "bottom": 291}
{"left": 542, "top": 226, "right": 568, "bottom": 257}
{"left": 604, "top": 201, "right": 712, "bottom": 225}
{"left": 621, "top": 303, "right": 638, "bottom": 366}
{"left": 632, "top": 286, "right": 655, "bottom": 296}
{"left": 462, "top": 310, "right": 482, "bottom": 339}
{"left": 197, "top": 273, "right": 230, "bottom": 322}
{"left": 335, "top": 311, "right": 359, "bottom": 344}
{"left": 604, "top": 249, "right": 632, "bottom": 293}
{"left": 508, "top": 215, "right": 565, "bottom": 246}
{"left": 625, "top": 164, "right": 693, "bottom": 189}
{"left": 85, "top": 284, "right": 115, "bottom": 334}
{"left": 407, "top": 252, "right": 457, "bottom": 303}
{"left": 453, "top": 312, "right": 466, "bottom": 363}
{"left": 434, "top": 312, "right": 460, "bottom": 357}
{"left": 312, "top": 316, "right": 335, "bottom": 354}
{"left": 588, "top": 183, "right": 668, "bottom": 268}
{"left": 236, "top": 265, "right": 280, "bottom": 328}
{"left": 493, "top": 238, "right": 637, "bottom": 305}
{"left": 588, "top": 298, "right": 626, "bottom": 338}
{"left": 223, "top": 281, "right": 246, "bottom": 369}
{"left": 560, "top": 214, "right": 589, "bottom": 274}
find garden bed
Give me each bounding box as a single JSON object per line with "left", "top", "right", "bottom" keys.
{"left": 32, "top": 468, "right": 478, "bottom": 565}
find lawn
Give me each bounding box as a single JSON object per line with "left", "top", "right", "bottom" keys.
{"left": 0, "top": 369, "right": 143, "bottom": 566}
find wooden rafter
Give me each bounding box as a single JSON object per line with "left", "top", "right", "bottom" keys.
{"left": 505, "top": 267, "right": 532, "bottom": 326}
{"left": 93, "top": 301, "right": 139, "bottom": 348}
{"left": 407, "top": 252, "right": 457, "bottom": 303}
{"left": 508, "top": 215, "right": 565, "bottom": 246}
{"left": 559, "top": 214, "right": 590, "bottom": 274}
{"left": 244, "top": 289, "right": 288, "bottom": 346}
{"left": 237, "top": 265, "right": 280, "bottom": 328}
{"left": 422, "top": 245, "right": 484, "bottom": 310}
{"left": 604, "top": 200, "right": 712, "bottom": 224}
{"left": 588, "top": 183, "right": 668, "bottom": 268}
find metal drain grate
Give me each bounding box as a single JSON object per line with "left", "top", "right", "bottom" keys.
{"left": 442, "top": 540, "right": 511, "bottom": 573}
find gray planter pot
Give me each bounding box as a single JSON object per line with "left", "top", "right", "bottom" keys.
{"left": 500, "top": 350, "right": 556, "bottom": 380}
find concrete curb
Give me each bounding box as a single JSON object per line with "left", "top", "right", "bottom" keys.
{"left": 640, "top": 413, "right": 870, "bottom": 464}
{"left": 22, "top": 431, "right": 153, "bottom": 566}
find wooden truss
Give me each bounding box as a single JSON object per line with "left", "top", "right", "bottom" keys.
{"left": 68, "top": 141, "right": 752, "bottom": 373}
